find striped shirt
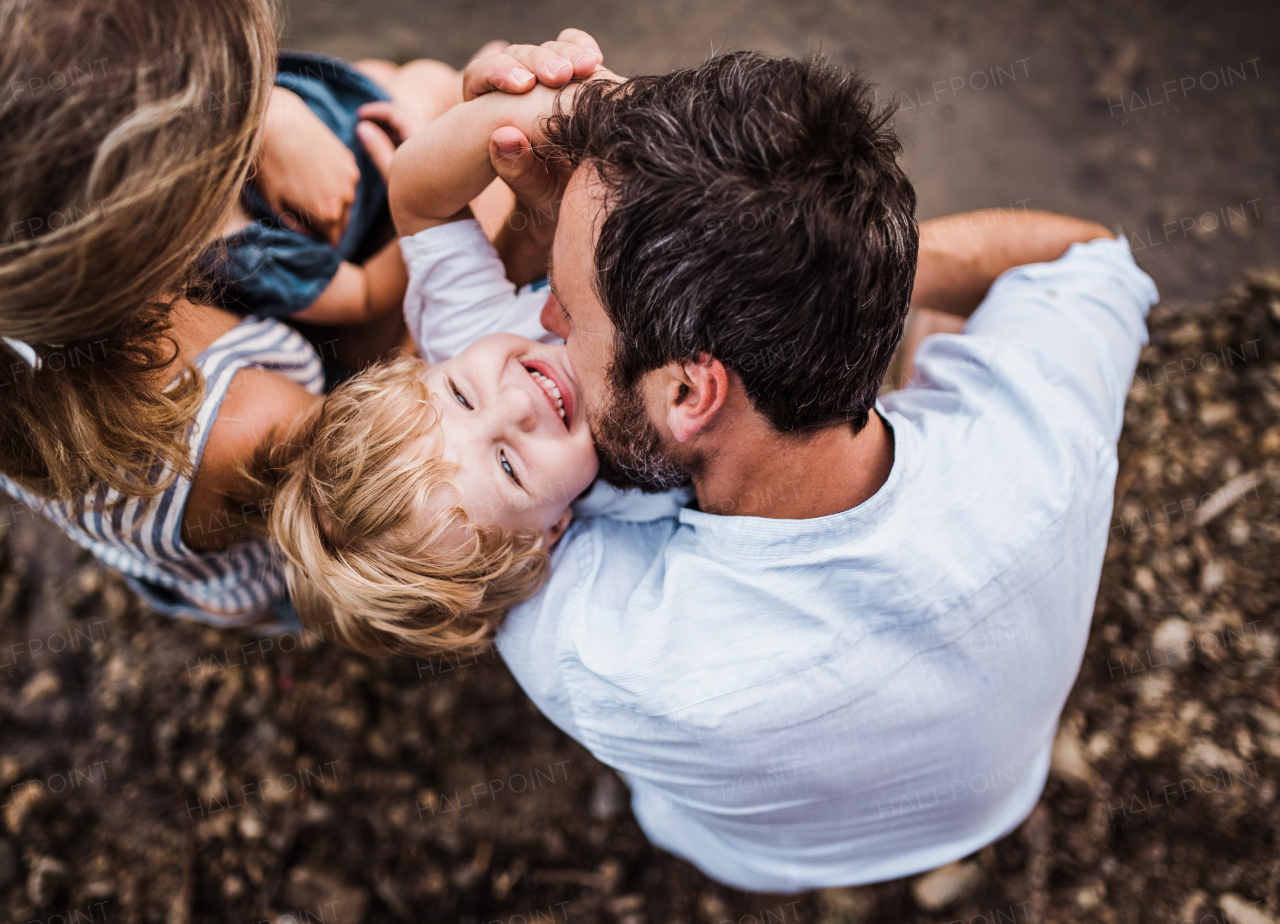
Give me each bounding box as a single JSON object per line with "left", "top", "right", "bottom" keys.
{"left": 0, "top": 318, "right": 323, "bottom": 626}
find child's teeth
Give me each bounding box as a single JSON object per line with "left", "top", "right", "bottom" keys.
{"left": 530, "top": 369, "right": 567, "bottom": 419}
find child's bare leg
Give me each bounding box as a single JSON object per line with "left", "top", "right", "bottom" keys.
{"left": 355, "top": 41, "right": 504, "bottom": 114}
{"left": 352, "top": 58, "right": 400, "bottom": 91}
{"left": 356, "top": 58, "right": 463, "bottom": 125}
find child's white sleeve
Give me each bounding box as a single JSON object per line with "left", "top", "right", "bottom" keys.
{"left": 400, "top": 219, "right": 553, "bottom": 363}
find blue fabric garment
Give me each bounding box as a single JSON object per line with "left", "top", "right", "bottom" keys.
{"left": 207, "top": 52, "right": 391, "bottom": 318}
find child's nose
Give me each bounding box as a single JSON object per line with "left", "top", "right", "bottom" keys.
{"left": 501, "top": 384, "right": 540, "bottom": 432}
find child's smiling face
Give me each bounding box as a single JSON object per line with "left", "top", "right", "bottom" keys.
{"left": 417, "top": 333, "right": 599, "bottom": 542}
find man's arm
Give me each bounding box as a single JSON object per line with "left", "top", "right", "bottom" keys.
{"left": 911, "top": 210, "right": 1114, "bottom": 319}
{"left": 489, "top": 126, "right": 573, "bottom": 285}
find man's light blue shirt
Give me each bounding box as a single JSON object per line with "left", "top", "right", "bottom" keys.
{"left": 498, "top": 238, "right": 1157, "bottom": 891}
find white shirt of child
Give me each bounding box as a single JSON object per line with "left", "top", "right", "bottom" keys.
{"left": 403, "top": 223, "right": 1157, "bottom": 891}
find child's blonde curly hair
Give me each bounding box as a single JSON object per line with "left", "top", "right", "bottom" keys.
{"left": 267, "top": 354, "right": 551, "bottom": 657}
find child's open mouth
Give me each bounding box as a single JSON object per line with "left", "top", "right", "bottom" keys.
{"left": 523, "top": 361, "right": 573, "bottom": 429}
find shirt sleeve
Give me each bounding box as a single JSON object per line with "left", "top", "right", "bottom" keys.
{"left": 400, "top": 219, "right": 552, "bottom": 363}
{"left": 961, "top": 236, "right": 1158, "bottom": 442}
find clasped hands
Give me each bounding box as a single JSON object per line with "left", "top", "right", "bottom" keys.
{"left": 458, "top": 29, "right": 618, "bottom": 225}
{"left": 253, "top": 30, "right": 613, "bottom": 245}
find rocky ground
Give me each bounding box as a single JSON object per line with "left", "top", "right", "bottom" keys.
{"left": 2, "top": 0, "right": 1279, "bottom": 921}
{"left": 2, "top": 277, "right": 1279, "bottom": 924}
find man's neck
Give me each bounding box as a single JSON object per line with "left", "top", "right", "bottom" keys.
{"left": 691, "top": 410, "right": 894, "bottom": 519}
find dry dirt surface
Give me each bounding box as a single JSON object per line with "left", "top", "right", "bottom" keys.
{"left": 1, "top": 283, "right": 1279, "bottom": 924}
{"left": 3, "top": 0, "right": 1280, "bottom": 922}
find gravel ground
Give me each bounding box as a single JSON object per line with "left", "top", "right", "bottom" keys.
{"left": 2, "top": 278, "right": 1279, "bottom": 924}
{"left": 1, "top": 0, "right": 1279, "bottom": 922}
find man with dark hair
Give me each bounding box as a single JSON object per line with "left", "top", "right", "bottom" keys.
{"left": 485, "top": 51, "right": 1156, "bottom": 889}
{"left": 540, "top": 55, "right": 919, "bottom": 493}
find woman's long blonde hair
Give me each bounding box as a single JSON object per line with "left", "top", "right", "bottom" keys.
{"left": 0, "top": 0, "right": 278, "bottom": 502}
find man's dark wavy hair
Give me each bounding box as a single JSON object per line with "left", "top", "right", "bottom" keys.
{"left": 543, "top": 51, "right": 919, "bottom": 435}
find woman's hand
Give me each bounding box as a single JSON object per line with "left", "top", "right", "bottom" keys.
{"left": 462, "top": 29, "right": 604, "bottom": 100}
{"left": 255, "top": 86, "right": 360, "bottom": 246}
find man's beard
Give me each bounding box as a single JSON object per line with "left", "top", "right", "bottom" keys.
{"left": 590, "top": 375, "right": 694, "bottom": 493}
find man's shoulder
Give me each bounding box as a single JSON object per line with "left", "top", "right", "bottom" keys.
{"left": 881, "top": 337, "right": 1113, "bottom": 562}
{"left": 505, "top": 512, "right": 676, "bottom": 646}
{"left": 956, "top": 236, "right": 1156, "bottom": 442}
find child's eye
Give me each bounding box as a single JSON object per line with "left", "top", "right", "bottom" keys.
{"left": 449, "top": 379, "right": 473, "bottom": 410}
{"left": 500, "top": 450, "right": 522, "bottom": 488}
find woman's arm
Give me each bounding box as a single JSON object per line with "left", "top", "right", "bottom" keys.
{"left": 183, "top": 367, "right": 321, "bottom": 552}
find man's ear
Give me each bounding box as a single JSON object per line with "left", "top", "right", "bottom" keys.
{"left": 664, "top": 353, "right": 729, "bottom": 443}
{"left": 544, "top": 507, "right": 573, "bottom": 548}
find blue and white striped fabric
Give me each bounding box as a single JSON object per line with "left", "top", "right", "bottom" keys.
{"left": 498, "top": 238, "right": 1158, "bottom": 891}
{"left": 0, "top": 318, "right": 323, "bottom": 626}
